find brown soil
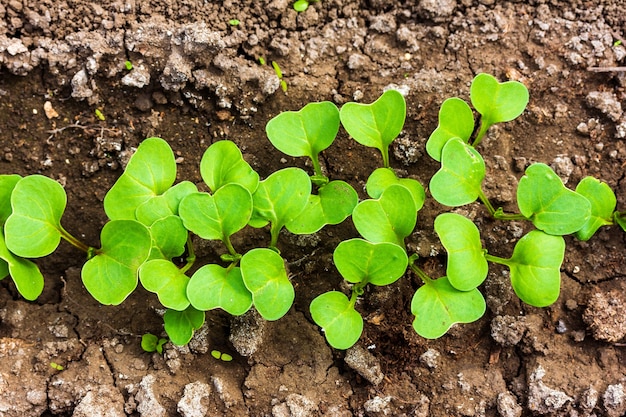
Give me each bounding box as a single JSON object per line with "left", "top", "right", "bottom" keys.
{"left": 1, "top": 1, "right": 625, "bottom": 416}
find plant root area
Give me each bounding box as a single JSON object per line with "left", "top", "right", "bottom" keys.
{"left": 0, "top": 1, "right": 625, "bottom": 416}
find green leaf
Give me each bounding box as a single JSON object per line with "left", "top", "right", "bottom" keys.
{"left": 0, "top": 174, "right": 21, "bottom": 225}
{"left": 411, "top": 277, "right": 486, "bottom": 339}
{"left": 340, "top": 89, "right": 406, "bottom": 167}
{"left": 163, "top": 306, "right": 205, "bottom": 346}
{"left": 426, "top": 98, "right": 475, "bottom": 162}
{"left": 286, "top": 180, "right": 358, "bottom": 234}
{"left": 135, "top": 181, "right": 198, "bottom": 225}
{"left": 429, "top": 138, "right": 486, "bottom": 207}
{"left": 517, "top": 163, "right": 591, "bottom": 235}
{"left": 104, "top": 137, "right": 177, "bottom": 220}
{"left": 5, "top": 175, "right": 67, "bottom": 258}
{"left": 179, "top": 184, "right": 252, "bottom": 242}
{"left": 508, "top": 230, "right": 564, "bottom": 307}
{"left": 240, "top": 248, "right": 294, "bottom": 321}
{"left": 200, "top": 140, "right": 259, "bottom": 194}
{"left": 293, "top": 0, "right": 310, "bottom": 12}
{"left": 249, "top": 168, "right": 311, "bottom": 245}
{"left": 310, "top": 291, "right": 363, "bottom": 350}
{"left": 82, "top": 220, "right": 152, "bottom": 305}
{"left": 0, "top": 229, "right": 44, "bottom": 300}
{"left": 470, "top": 73, "right": 529, "bottom": 127}
{"left": 365, "top": 168, "right": 425, "bottom": 211}
{"left": 615, "top": 212, "right": 626, "bottom": 232}
{"left": 333, "top": 238, "right": 408, "bottom": 286}
{"left": 141, "top": 333, "right": 159, "bottom": 353}
{"left": 266, "top": 101, "right": 339, "bottom": 160}
{"left": 434, "top": 213, "right": 488, "bottom": 291}
{"left": 139, "top": 259, "right": 190, "bottom": 311}
{"left": 352, "top": 184, "right": 417, "bottom": 247}
{"left": 574, "top": 177, "right": 616, "bottom": 241}
{"left": 187, "top": 264, "right": 252, "bottom": 315}
{"left": 147, "top": 215, "right": 188, "bottom": 260}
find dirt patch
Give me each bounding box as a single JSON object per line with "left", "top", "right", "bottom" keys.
{"left": 1, "top": 1, "right": 626, "bottom": 416}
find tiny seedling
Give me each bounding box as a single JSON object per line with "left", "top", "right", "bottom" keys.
{"left": 95, "top": 108, "right": 105, "bottom": 121}
{"left": 124, "top": 60, "right": 133, "bottom": 71}
{"left": 228, "top": 19, "right": 240, "bottom": 26}
{"left": 271, "top": 61, "right": 288, "bottom": 92}
{"left": 211, "top": 350, "right": 233, "bottom": 361}
{"left": 293, "top": 0, "right": 319, "bottom": 12}
{"left": 50, "top": 362, "right": 64, "bottom": 371}
{"left": 141, "top": 333, "right": 167, "bottom": 354}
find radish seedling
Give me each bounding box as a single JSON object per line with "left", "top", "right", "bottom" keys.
{"left": 340, "top": 89, "right": 406, "bottom": 168}
{"left": 141, "top": 333, "right": 167, "bottom": 354}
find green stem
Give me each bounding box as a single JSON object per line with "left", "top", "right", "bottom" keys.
{"left": 477, "top": 188, "right": 497, "bottom": 217}
{"left": 472, "top": 120, "right": 492, "bottom": 148}
{"left": 223, "top": 235, "right": 238, "bottom": 258}
{"left": 180, "top": 235, "right": 196, "bottom": 274}
{"left": 311, "top": 154, "right": 324, "bottom": 179}
{"left": 484, "top": 253, "right": 512, "bottom": 267}
{"left": 269, "top": 222, "right": 281, "bottom": 250}
{"left": 382, "top": 146, "right": 390, "bottom": 168}
{"left": 58, "top": 226, "right": 92, "bottom": 253}
{"left": 408, "top": 256, "right": 433, "bottom": 285}
{"left": 477, "top": 188, "right": 528, "bottom": 221}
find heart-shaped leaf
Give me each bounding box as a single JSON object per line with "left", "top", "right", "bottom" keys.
{"left": 411, "top": 277, "right": 486, "bottom": 339}
{"left": 429, "top": 138, "right": 486, "bottom": 207}
{"left": 340, "top": 89, "right": 406, "bottom": 167}
{"left": 5, "top": 175, "right": 67, "bottom": 258}
{"left": 517, "top": 163, "right": 591, "bottom": 235}
{"left": 574, "top": 176, "right": 616, "bottom": 241}
{"left": 135, "top": 181, "right": 198, "bottom": 225}
{"left": 104, "top": 137, "right": 177, "bottom": 220}
{"left": 470, "top": 73, "right": 529, "bottom": 127}
{"left": 266, "top": 100, "right": 339, "bottom": 159}
{"left": 434, "top": 213, "right": 488, "bottom": 291}
{"left": 82, "top": 220, "right": 152, "bottom": 305}
{"left": 286, "top": 180, "right": 358, "bottom": 234}
{"left": 187, "top": 264, "right": 252, "bottom": 315}
{"left": 0, "top": 174, "right": 21, "bottom": 225}
{"left": 139, "top": 259, "right": 190, "bottom": 311}
{"left": 249, "top": 168, "right": 311, "bottom": 246}
{"left": 508, "top": 230, "right": 564, "bottom": 307}
{"left": 365, "top": 168, "right": 425, "bottom": 211}
{"left": 163, "top": 306, "right": 205, "bottom": 346}
{"left": 615, "top": 212, "right": 626, "bottom": 232}
{"left": 179, "top": 184, "right": 252, "bottom": 242}
{"left": 200, "top": 140, "right": 259, "bottom": 194}
{"left": 147, "top": 215, "right": 188, "bottom": 260}
{"left": 426, "top": 98, "right": 475, "bottom": 162}
{"left": 310, "top": 291, "right": 363, "bottom": 350}
{"left": 352, "top": 184, "right": 417, "bottom": 247}
{"left": 0, "top": 229, "right": 44, "bottom": 300}
{"left": 240, "top": 248, "right": 294, "bottom": 321}
{"left": 333, "top": 238, "right": 408, "bottom": 286}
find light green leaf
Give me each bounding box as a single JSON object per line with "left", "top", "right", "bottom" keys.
{"left": 508, "top": 230, "right": 564, "bottom": 307}
{"left": 200, "top": 140, "right": 259, "bottom": 194}
{"left": 0, "top": 174, "right": 21, "bottom": 225}
{"left": 249, "top": 168, "right": 311, "bottom": 245}
{"left": 411, "top": 277, "right": 486, "bottom": 339}
{"left": 286, "top": 180, "right": 358, "bottom": 234}
{"left": 333, "top": 239, "right": 408, "bottom": 286}
{"left": 365, "top": 168, "right": 425, "bottom": 211}
{"left": 426, "top": 98, "right": 475, "bottom": 161}
{"left": 266, "top": 101, "right": 339, "bottom": 160}
{"left": 135, "top": 181, "right": 198, "bottom": 225}
{"left": 517, "top": 163, "right": 591, "bottom": 235}
{"left": 574, "top": 177, "right": 616, "bottom": 241}
{"left": 310, "top": 291, "right": 363, "bottom": 350}
{"left": 434, "top": 213, "right": 488, "bottom": 291}
{"left": 340, "top": 89, "right": 406, "bottom": 167}
{"left": 470, "top": 73, "right": 529, "bottom": 126}
{"left": 163, "top": 306, "right": 205, "bottom": 345}
{"left": 0, "top": 229, "right": 44, "bottom": 300}
{"left": 240, "top": 248, "right": 294, "bottom": 321}
{"left": 148, "top": 215, "right": 188, "bottom": 260}
{"left": 82, "top": 220, "right": 152, "bottom": 305}
{"left": 104, "top": 137, "right": 177, "bottom": 220}
{"left": 5, "top": 175, "right": 67, "bottom": 258}
{"left": 139, "top": 259, "right": 190, "bottom": 311}
{"left": 180, "top": 184, "right": 252, "bottom": 243}
{"left": 352, "top": 184, "right": 417, "bottom": 247}
{"left": 187, "top": 264, "right": 252, "bottom": 315}
{"left": 429, "top": 138, "right": 486, "bottom": 207}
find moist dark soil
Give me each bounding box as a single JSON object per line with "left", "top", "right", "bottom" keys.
{"left": 0, "top": 1, "right": 625, "bottom": 416}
